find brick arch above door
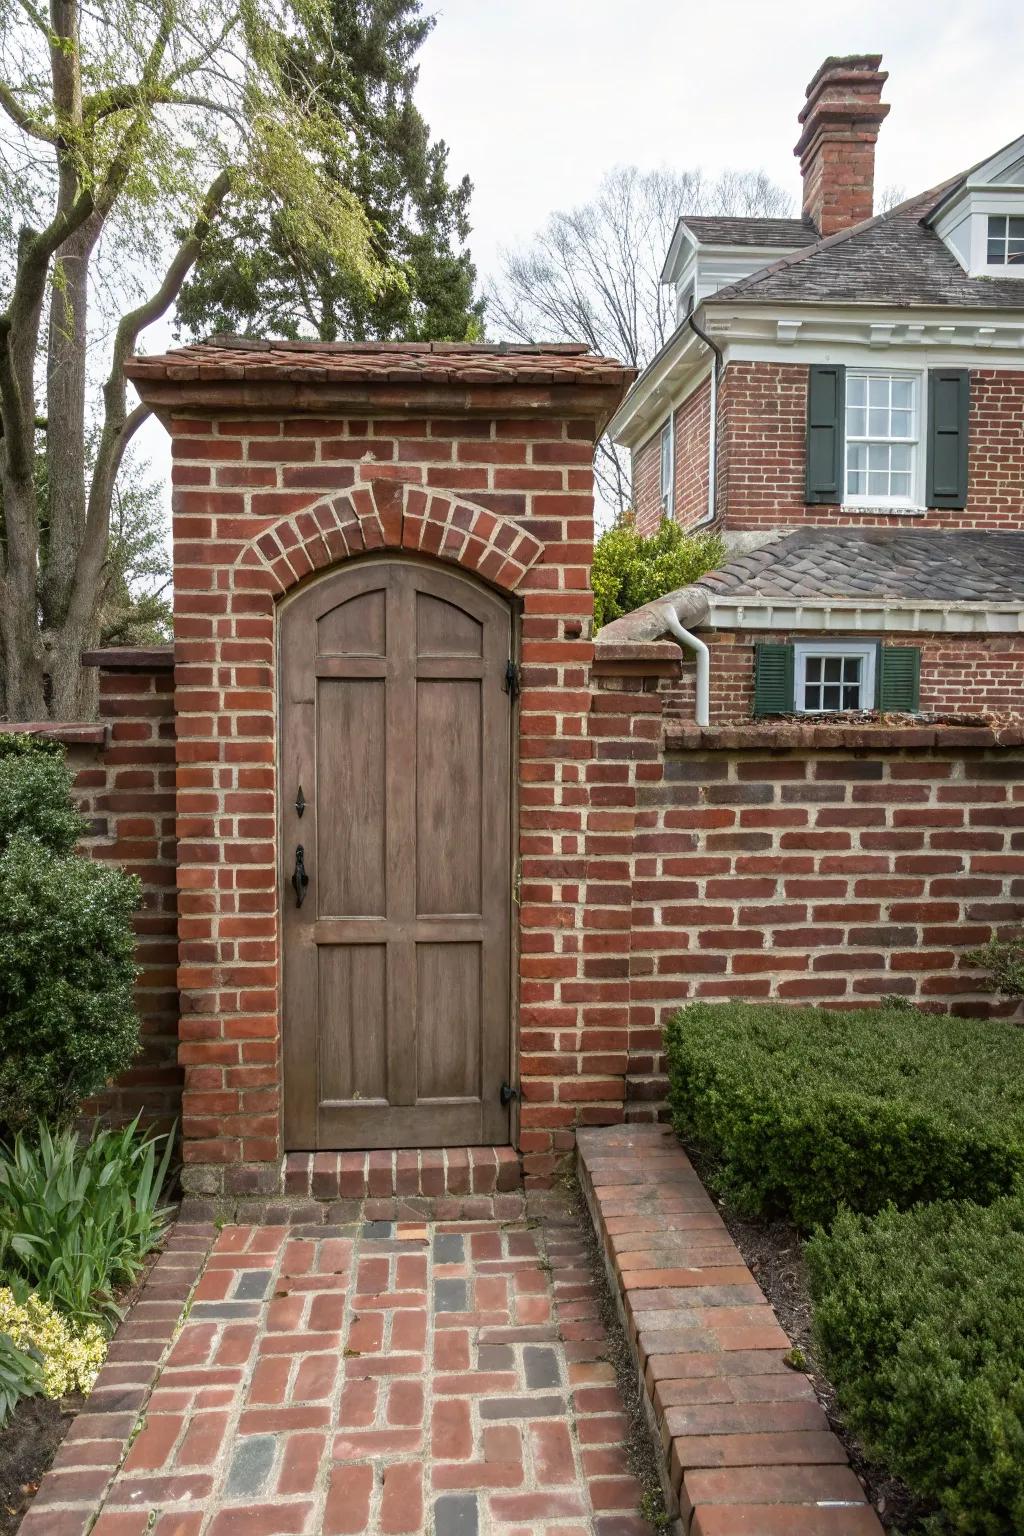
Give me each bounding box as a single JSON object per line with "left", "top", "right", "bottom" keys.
{"left": 232, "top": 478, "right": 546, "bottom": 601}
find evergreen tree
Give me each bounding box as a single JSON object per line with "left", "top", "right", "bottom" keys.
{"left": 178, "top": 0, "right": 483, "bottom": 343}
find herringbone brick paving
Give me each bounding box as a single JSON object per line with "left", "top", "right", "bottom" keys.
{"left": 73, "top": 1201, "right": 657, "bottom": 1535}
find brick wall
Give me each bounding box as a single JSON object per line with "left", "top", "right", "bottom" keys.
{"left": 632, "top": 379, "right": 713, "bottom": 535}
{"left": 6, "top": 653, "right": 180, "bottom": 1130}
{"left": 719, "top": 362, "right": 1024, "bottom": 532}
{"left": 659, "top": 630, "right": 1024, "bottom": 724}
{"left": 582, "top": 663, "right": 1024, "bottom": 1119}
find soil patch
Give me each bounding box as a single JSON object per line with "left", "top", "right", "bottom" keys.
{"left": 681, "top": 1139, "right": 937, "bottom": 1534}
{"left": 0, "top": 1393, "right": 82, "bottom": 1536}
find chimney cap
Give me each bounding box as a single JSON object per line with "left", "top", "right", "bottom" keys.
{"left": 801, "top": 53, "right": 886, "bottom": 110}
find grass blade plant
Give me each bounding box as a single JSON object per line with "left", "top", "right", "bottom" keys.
{"left": 0, "top": 1118, "right": 175, "bottom": 1330}
{"left": 0, "top": 1331, "right": 43, "bottom": 1426}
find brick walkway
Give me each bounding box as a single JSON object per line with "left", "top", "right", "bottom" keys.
{"left": 48, "top": 1201, "right": 657, "bottom": 1536}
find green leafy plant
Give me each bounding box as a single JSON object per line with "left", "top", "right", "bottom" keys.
{"left": 0, "top": 1291, "right": 104, "bottom": 1400}
{"left": 807, "top": 1196, "right": 1024, "bottom": 1534}
{"left": 966, "top": 934, "right": 1024, "bottom": 999}
{"left": 665, "top": 1002, "right": 1024, "bottom": 1228}
{"left": 0, "top": 1330, "right": 44, "bottom": 1427}
{"left": 0, "top": 741, "right": 141, "bottom": 1134}
{"left": 0, "top": 1120, "right": 174, "bottom": 1330}
{"left": 591, "top": 515, "right": 725, "bottom": 631}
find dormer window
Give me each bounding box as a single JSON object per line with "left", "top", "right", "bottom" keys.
{"left": 987, "top": 215, "right": 1024, "bottom": 265}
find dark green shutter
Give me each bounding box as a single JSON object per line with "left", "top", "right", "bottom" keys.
{"left": 877, "top": 646, "right": 921, "bottom": 712}
{"left": 926, "top": 369, "right": 969, "bottom": 509}
{"left": 805, "top": 364, "right": 845, "bottom": 504}
{"left": 753, "top": 644, "right": 795, "bottom": 716}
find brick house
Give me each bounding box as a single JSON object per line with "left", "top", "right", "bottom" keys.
{"left": 608, "top": 54, "right": 1024, "bottom": 726}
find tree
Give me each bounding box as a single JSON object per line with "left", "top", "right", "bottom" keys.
{"left": 591, "top": 514, "right": 725, "bottom": 631}
{"left": 0, "top": 0, "right": 389, "bottom": 721}
{"left": 487, "top": 166, "right": 793, "bottom": 512}
{"left": 177, "top": 0, "right": 483, "bottom": 343}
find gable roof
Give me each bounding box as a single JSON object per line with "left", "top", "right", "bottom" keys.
{"left": 698, "top": 527, "right": 1024, "bottom": 604}
{"left": 708, "top": 175, "right": 1024, "bottom": 310}
{"left": 681, "top": 216, "right": 818, "bottom": 249}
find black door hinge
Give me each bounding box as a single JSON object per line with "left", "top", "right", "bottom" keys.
{"left": 500, "top": 1080, "right": 519, "bottom": 1106}
{"left": 503, "top": 659, "right": 520, "bottom": 703}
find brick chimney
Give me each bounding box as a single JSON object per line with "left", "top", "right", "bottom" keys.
{"left": 795, "top": 55, "right": 890, "bottom": 237}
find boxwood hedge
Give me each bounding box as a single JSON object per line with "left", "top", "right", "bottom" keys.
{"left": 806, "top": 1197, "right": 1024, "bottom": 1534}
{"left": 665, "top": 1002, "right": 1024, "bottom": 1227}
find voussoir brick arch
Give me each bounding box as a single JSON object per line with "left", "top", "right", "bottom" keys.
{"left": 233, "top": 478, "right": 545, "bottom": 599}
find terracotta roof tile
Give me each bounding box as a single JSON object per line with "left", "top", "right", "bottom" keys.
{"left": 125, "top": 336, "right": 634, "bottom": 388}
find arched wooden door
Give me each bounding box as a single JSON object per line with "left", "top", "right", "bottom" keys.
{"left": 280, "top": 556, "right": 514, "bottom": 1149}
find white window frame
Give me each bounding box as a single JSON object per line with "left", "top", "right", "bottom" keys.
{"left": 794, "top": 640, "right": 877, "bottom": 714}
{"left": 843, "top": 369, "right": 924, "bottom": 510}
{"left": 659, "top": 420, "right": 674, "bottom": 514}
{"left": 986, "top": 213, "right": 1024, "bottom": 266}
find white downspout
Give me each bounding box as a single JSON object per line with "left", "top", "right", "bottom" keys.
{"left": 659, "top": 604, "right": 710, "bottom": 729}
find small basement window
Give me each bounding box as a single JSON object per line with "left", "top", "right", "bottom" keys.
{"left": 987, "top": 214, "right": 1024, "bottom": 265}
{"left": 794, "top": 641, "right": 876, "bottom": 713}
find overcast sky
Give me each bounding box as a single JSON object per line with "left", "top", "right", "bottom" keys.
{"left": 137, "top": 0, "right": 1024, "bottom": 515}
{"left": 414, "top": 0, "right": 1024, "bottom": 285}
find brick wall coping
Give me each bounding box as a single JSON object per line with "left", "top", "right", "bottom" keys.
{"left": 577, "top": 1124, "right": 882, "bottom": 1534}
{"left": 666, "top": 720, "right": 1024, "bottom": 751}
{"left": 0, "top": 721, "right": 108, "bottom": 746}
{"left": 81, "top": 646, "right": 174, "bottom": 672}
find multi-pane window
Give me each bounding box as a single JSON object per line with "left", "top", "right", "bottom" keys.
{"left": 987, "top": 215, "right": 1024, "bottom": 265}
{"left": 845, "top": 373, "right": 918, "bottom": 503}
{"left": 660, "top": 422, "right": 673, "bottom": 509}
{"left": 795, "top": 642, "right": 876, "bottom": 713}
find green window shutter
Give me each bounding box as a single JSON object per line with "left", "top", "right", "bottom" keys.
{"left": 926, "top": 369, "right": 970, "bottom": 509}
{"left": 877, "top": 646, "right": 921, "bottom": 712}
{"left": 753, "top": 643, "right": 795, "bottom": 716}
{"left": 805, "top": 364, "right": 845, "bottom": 504}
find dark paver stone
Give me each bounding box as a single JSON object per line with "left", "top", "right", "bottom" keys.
{"left": 433, "top": 1233, "right": 464, "bottom": 1263}
{"left": 362, "top": 1220, "right": 393, "bottom": 1238}
{"left": 478, "top": 1395, "right": 564, "bottom": 1420}
{"left": 478, "top": 1344, "right": 514, "bottom": 1371}
{"left": 190, "top": 1302, "right": 261, "bottom": 1319}
{"left": 434, "top": 1278, "right": 468, "bottom": 1313}
{"left": 524, "top": 1345, "right": 562, "bottom": 1389}
{"left": 224, "top": 1433, "right": 277, "bottom": 1497}
{"left": 233, "top": 1271, "right": 271, "bottom": 1300}
{"left": 434, "top": 1492, "right": 478, "bottom": 1535}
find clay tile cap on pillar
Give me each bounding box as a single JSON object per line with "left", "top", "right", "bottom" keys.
{"left": 794, "top": 53, "right": 890, "bottom": 238}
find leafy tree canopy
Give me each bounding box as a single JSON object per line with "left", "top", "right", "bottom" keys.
{"left": 591, "top": 514, "right": 725, "bottom": 631}
{"left": 177, "top": 0, "right": 483, "bottom": 342}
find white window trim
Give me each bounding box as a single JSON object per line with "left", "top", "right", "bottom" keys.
{"left": 659, "top": 419, "right": 674, "bottom": 515}
{"left": 986, "top": 213, "right": 1024, "bottom": 267}
{"left": 794, "top": 640, "right": 877, "bottom": 714}
{"left": 842, "top": 368, "right": 926, "bottom": 511}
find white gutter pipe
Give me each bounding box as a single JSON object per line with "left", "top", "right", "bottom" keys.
{"left": 659, "top": 604, "right": 710, "bottom": 729}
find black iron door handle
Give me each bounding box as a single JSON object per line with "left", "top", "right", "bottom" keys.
{"left": 292, "top": 844, "right": 309, "bottom": 907}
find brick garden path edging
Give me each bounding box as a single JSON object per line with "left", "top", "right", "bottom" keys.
{"left": 577, "top": 1125, "right": 884, "bottom": 1536}
{"left": 20, "top": 1198, "right": 660, "bottom": 1536}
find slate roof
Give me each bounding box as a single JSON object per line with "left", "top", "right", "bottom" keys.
{"left": 125, "top": 337, "right": 633, "bottom": 388}
{"left": 709, "top": 184, "right": 1024, "bottom": 310}
{"left": 683, "top": 216, "right": 818, "bottom": 249}
{"left": 698, "top": 528, "right": 1024, "bottom": 604}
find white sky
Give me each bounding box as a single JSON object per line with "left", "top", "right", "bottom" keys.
{"left": 137, "top": 0, "right": 1024, "bottom": 513}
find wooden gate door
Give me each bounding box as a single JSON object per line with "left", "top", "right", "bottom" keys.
{"left": 280, "top": 557, "right": 514, "bottom": 1149}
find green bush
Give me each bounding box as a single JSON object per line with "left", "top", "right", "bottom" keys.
{"left": 0, "top": 740, "right": 141, "bottom": 1133}
{"left": 806, "top": 1197, "right": 1024, "bottom": 1534}
{"left": 665, "top": 1001, "right": 1024, "bottom": 1228}
{"left": 591, "top": 514, "right": 725, "bottom": 631}
{"left": 0, "top": 1330, "right": 44, "bottom": 1427}
{"left": 966, "top": 932, "right": 1024, "bottom": 998}
{"left": 0, "top": 1119, "right": 174, "bottom": 1330}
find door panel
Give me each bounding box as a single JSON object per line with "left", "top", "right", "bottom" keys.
{"left": 281, "top": 557, "right": 513, "bottom": 1149}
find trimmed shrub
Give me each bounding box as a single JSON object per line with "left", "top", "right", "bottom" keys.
{"left": 0, "top": 740, "right": 141, "bottom": 1133}
{"left": 806, "top": 1197, "right": 1024, "bottom": 1534}
{"left": 665, "top": 1001, "right": 1024, "bottom": 1228}
{"left": 0, "top": 1120, "right": 174, "bottom": 1329}
{"left": 966, "top": 932, "right": 1024, "bottom": 998}
{"left": 591, "top": 514, "right": 725, "bottom": 631}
